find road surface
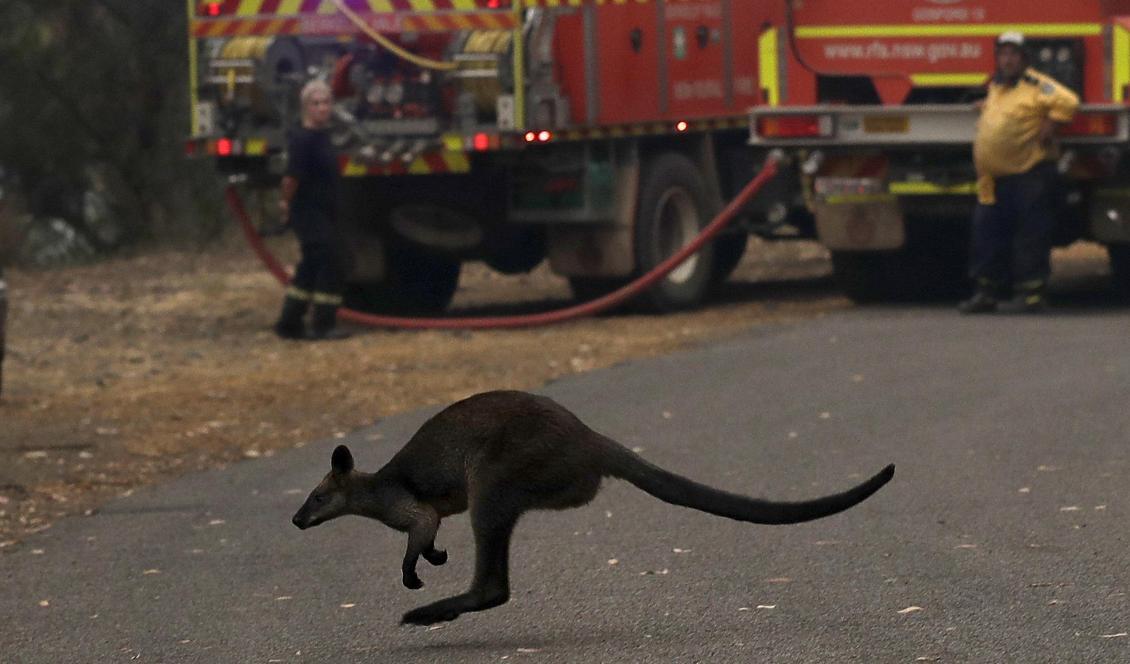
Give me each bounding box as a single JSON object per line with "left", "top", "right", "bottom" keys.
{"left": 3, "top": 303, "right": 1129, "bottom": 662}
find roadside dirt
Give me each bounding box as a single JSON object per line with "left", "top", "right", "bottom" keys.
{"left": 0, "top": 234, "right": 844, "bottom": 546}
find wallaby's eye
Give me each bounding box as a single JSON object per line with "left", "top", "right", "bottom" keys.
{"left": 313, "top": 494, "right": 327, "bottom": 504}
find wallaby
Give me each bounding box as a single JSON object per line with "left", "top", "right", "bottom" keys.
{"left": 292, "top": 390, "right": 894, "bottom": 626}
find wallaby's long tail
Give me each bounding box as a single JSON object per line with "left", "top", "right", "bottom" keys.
{"left": 606, "top": 444, "right": 894, "bottom": 525}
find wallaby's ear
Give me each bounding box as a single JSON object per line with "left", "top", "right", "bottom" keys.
{"left": 331, "top": 445, "right": 354, "bottom": 473}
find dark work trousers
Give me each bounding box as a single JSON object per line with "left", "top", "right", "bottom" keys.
{"left": 969, "top": 161, "right": 1059, "bottom": 293}
{"left": 290, "top": 237, "right": 348, "bottom": 306}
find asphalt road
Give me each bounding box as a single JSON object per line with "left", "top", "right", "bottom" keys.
{"left": 3, "top": 303, "right": 1129, "bottom": 663}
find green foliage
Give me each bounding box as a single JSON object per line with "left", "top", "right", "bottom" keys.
{"left": 0, "top": 0, "right": 225, "bottom": 257}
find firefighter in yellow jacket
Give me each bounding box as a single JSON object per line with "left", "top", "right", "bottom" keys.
{"left": 959, "top": 31, "right": 1079, "bottom": 313}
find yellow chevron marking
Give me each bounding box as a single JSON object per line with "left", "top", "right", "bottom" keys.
{"left": 342, "top": 160, "right": 368, "bottom": 177}
{"left": 421, "top": 15, "right": 445, "bottom": 30}
{"left": 408, "top": 0, "right": 434, "bottom": 11}
{"left": 368, "top": 0, "right": 395, "bottom": 10}
{"left": 444, "top": 151, "right": 470, "bottom": 173}
{"left": 317, "top": 1, "right": 337, "bottom": 15}
{"left": 452, "top": 0, "right": 478, "bottom": 9}
{"left": 407, "top": 157, "right": 432, "bottom": 175}
{"left": 236, "top": 0, "right": 262, "bottom": 16}
{"left": 235, "top": 20, "right": 259, "bottom": 35}
{"left": 265, "top": 18, "right": 288, "bottom": 34}
{"left": 278, "top": 0, "right": 302, "bottom": 15}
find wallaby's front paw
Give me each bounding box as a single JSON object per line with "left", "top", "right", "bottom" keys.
{"left": 424, "top": 548, "right": 448, "bottom": 566}
{"left": 402, "top": 574, "right": 424, "bottom": 590}
{"left": 401, "top": 605, "right": 460, "bottom": 626}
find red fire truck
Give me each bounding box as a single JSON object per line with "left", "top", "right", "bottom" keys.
{"left": 751, "top": 0, "right": 1130, "bottom": 300}
{"left": 187, "top": 0, "right": 1130, "bottom": 310}
{"left": 187, "top": 0, "right": 808, "bottom": 312}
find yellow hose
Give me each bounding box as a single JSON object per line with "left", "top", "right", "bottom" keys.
{"left": 328, "top": 0, "right": 458, "bottom": 71}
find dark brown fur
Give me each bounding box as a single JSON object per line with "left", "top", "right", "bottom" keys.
{"left": 292, "top": 390, "right": 894, "bottom": 625}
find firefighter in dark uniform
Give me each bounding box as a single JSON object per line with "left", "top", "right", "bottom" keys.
{"left": 959, "top": 31, "right": 1079, "bottom": 313}
{"left": 274, "top": 79, "right": 350, "bottom": 340}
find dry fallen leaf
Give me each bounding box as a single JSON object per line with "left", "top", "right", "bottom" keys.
{"left": 673, "top": 548, "right": 691, "bottom": 554}
{"left": 607, "top": 559, "right": 619, "bottom": 566}
{"left": 765, "top": 577, "right": 792, "bottom": 584}
{"left": 339, "top": 603, "right": 356, "bottom": 609}
{"left": 898, "top": 606, "right": 924, "bottom": 615}
{"left": 1018, "top": 487, "right": 1031, "bottom": 494}
{"left": 516, "top": 648, "right": 541, "bottom": 653}
{"left": 756, "top": 604, "right": 776, "bottom": 610}
{"left": 1099, "top": 633, "right": 1128, "bottom": 639}
{"left": 142, "top": 569, "right": 161, "bottom": 575}
{"left": 1059, "top": 506, "right": 1081, "bottom": 512}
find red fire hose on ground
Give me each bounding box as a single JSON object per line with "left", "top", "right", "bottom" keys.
{"left": 225, "top": 155, "right": 781, "bottom": 330}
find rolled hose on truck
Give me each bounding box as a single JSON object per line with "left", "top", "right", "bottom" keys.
{"left": 225, "top": 156, "right": 781, "bottom": 330}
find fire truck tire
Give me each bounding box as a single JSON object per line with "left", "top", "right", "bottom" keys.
{"left": 710, "top": 233, "right": 748, "bottom": 284}
{"left": 345, "top": 242, "right": 461, "bottom": 314}
{"left": 634, "top": 153, "right": 717, "bottom": 311}
{"left": 1108, "top": 244, "right": 1130, "bottom": 298}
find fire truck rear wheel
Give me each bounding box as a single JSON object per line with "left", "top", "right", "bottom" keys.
{"left": 344, "top": 241, "right": 461, "bottom": 314}
{"left": 634, "top": 153, "right": 716, "bottom": 311}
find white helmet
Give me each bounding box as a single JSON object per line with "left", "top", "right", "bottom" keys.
{"left": 996, "top": 31, "right": 1026, "bottom": 49}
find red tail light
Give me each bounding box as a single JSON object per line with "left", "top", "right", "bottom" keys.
{"left": 199, "top": 2, "right": 222, "bottom": 16}
{"left": 756, "top": 115, "right": 833, "bottom": 139}
{"left": 1059, "top": 113, "right": 1117, "bottom": 137}
{"left": 473, "top": 132, "right": 490, "bottom": 151}
{"left": 216, "top": 138, "right": 233, "bottom": 156}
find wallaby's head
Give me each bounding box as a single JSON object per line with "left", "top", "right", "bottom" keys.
{"left": 292, "top": 445, "right": 358, "bottom": 530}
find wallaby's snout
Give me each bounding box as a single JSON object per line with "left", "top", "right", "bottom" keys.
{"left": 290, "top": 444, "right": 357, "bottom": 531}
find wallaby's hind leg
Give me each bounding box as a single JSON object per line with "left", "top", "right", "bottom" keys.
{"left": 401, "top": 506, "right": 444, "bottom": 590}
{"left": 401, "top": 500, "right": 517, "bottom": 626}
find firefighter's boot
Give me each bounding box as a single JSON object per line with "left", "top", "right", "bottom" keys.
{"left": 273, "top": 294, "right": 309, "bottom": 340}
{"left": 309, "top": 302, "right": 350, "bottom": 341}
{"left": 1003, "top": 280, "right": 1048, "bottom": 314}
{"left": 957, "top": 280, "right": 1000, "bottom": 314}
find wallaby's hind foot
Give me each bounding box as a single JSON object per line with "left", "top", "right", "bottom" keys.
{"left": 401, "top": 587, "right": 510, "bottom": 626}
{"left": 423, "top": 547, "right": 448, "bottom": 566}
